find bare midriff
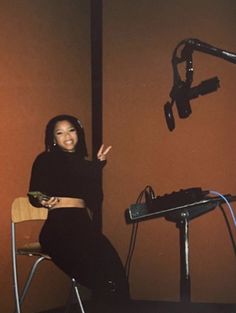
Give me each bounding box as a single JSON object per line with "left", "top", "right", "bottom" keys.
{"left": 52, "top": 197, "right": 86, "bottom": 209}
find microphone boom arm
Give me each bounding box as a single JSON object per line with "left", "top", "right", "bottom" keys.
{"left": 182, "top": 39, "right": 236, "bottom": 64}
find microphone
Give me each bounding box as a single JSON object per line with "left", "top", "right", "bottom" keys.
{"left": 188, "top": 76, "right": 220, "bottom": 99}
{"left": 170, "top": 77, "right": 220, "bottom": 119}
{"left": 165, "top": 77, "right": 220, "bottom": 131}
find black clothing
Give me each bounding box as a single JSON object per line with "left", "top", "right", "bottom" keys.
{"left": 29, "top": 150, "right": 129, "bottom": 303}
{"left": 29, "top": 150, "right": 105, "bottom": 211}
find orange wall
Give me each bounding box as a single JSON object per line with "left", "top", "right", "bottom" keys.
{"left": 0, "top": 2, "right": 91, "bottom": 313}
{"left": 1, "top": 2, "right": 236, "bottom": 312}
{"left": 103, "top": 0, "right": 236, "bottom": 303}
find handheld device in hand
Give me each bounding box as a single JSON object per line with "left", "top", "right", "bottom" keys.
{"left": 28, "top": 191, "right": 51, "bottom": 202}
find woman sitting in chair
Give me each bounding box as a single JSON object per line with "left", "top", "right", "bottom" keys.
{"left": 28, "top": 114, "right": 130, "bottom": 307}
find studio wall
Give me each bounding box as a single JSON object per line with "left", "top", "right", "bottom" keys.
{"left": 1, "top": 1, "right": 235, "bottom": 312}
{"left": 102, "top": 0, "right": 236, "bottom": 303}
{"left": 0, "top": 2, "right": 91, "bottom": 313}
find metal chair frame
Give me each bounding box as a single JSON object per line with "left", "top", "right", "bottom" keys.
{"left": 11, "top": 197, "right": 86, "bottom": 313}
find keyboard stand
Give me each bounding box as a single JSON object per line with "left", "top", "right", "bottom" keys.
{"left": 165, "top": 201, "right": 217, "bottom": 302}
{"left": 178, "top": 213, "right": 191, "bottom": 302}
{"left": 127, "top": 193, "right": 236, "bottom": 302}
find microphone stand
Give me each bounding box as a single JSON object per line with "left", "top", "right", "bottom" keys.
{"left": 164, "top": 38, "right": 236, "bottom": 131}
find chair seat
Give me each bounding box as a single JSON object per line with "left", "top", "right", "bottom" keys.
{"left": 17, "top": 241, "right": 51, "bottom": 259}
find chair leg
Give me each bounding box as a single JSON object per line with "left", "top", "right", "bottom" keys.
{"left": 12, "top": 224, "right": 21, "bottom": 313}
{"left": 19, "top": 256, "right": 46, "bottom": 305}
{"left": 12, "top": 254, "right": 47, "bottom": 313}
{"left": 12, "top": 254, "right": 21, "bottom": 313}
{"left": 72, "top": 278, "right": 86, "bottom": 313}
{"left": 64, "top": 279, "right": 86, "bottom": 313}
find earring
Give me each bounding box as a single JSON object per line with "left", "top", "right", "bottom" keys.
{"left": 53, "top": 142, "right": 56, "bottom": 146}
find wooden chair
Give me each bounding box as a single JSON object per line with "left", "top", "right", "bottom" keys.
{"left": 11, "top": 197, "right": 86, "bottom": 313}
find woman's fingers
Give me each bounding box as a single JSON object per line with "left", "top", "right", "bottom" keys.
{"left": 41, "top": 197, "right": 59, "bottom": 209}
{"left": 103, "top": 145, "right": 112, "bottom": 155}
{"left": 97, "top": 144, "right": 104, "bottom": 157}
{"left": 97, "top": 144, "right": 112, "bottom": 160}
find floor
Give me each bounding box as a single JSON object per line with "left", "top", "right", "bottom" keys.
{"left": 39, "top": 300, "right": 236, "bottom": 313}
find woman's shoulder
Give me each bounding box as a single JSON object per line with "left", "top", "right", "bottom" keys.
{"left": 34, "top": 151, "right": 50, "bottom": 160}
{"left": 33, "top": 151, "right": 56, "bottom": 165}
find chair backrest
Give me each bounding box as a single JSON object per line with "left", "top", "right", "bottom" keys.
{"left": 11, "top": 197, "right": 48, "bottom": 223}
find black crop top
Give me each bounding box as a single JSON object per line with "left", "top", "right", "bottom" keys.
{"left": 29, "top": 150, "right": 106, "bottom": 210}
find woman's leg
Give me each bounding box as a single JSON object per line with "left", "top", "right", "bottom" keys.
{"left": 39, "top": 209, "right": 130, "bottom": 303}
{"left": 92, "top": 234, "right": 130, "bottom": 303}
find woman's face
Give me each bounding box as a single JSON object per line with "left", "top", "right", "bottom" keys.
{"left": 53, "top": 120, "right": 78, "bottom": 152}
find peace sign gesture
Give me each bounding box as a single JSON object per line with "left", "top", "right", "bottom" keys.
{"left": 97, "top": 144, "right": 112, "bottom": 161}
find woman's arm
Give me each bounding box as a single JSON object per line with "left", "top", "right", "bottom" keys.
{"left": 28, "top": 153, "right": 53, "bottom": 207}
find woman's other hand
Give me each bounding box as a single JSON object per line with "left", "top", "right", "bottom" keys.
{"left": 97, "top": 144, "right": 112, "bottom": 161}
{"left": 41, "top": 197, "right": 59, "bottom": 209}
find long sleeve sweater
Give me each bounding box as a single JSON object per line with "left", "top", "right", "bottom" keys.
{"left": 29, "top": 150, "right": 106, "bottom": 211}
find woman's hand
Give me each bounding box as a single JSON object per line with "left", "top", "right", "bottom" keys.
{"left": 97, "top": 144, "right": 112, "bottom": 161}
{"left": 41, "top": 197, "right": 59, "bottom": 209}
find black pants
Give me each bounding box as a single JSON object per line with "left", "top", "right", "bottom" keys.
{"left": 39, "top": 208, "right": 130, "bottom": 303}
